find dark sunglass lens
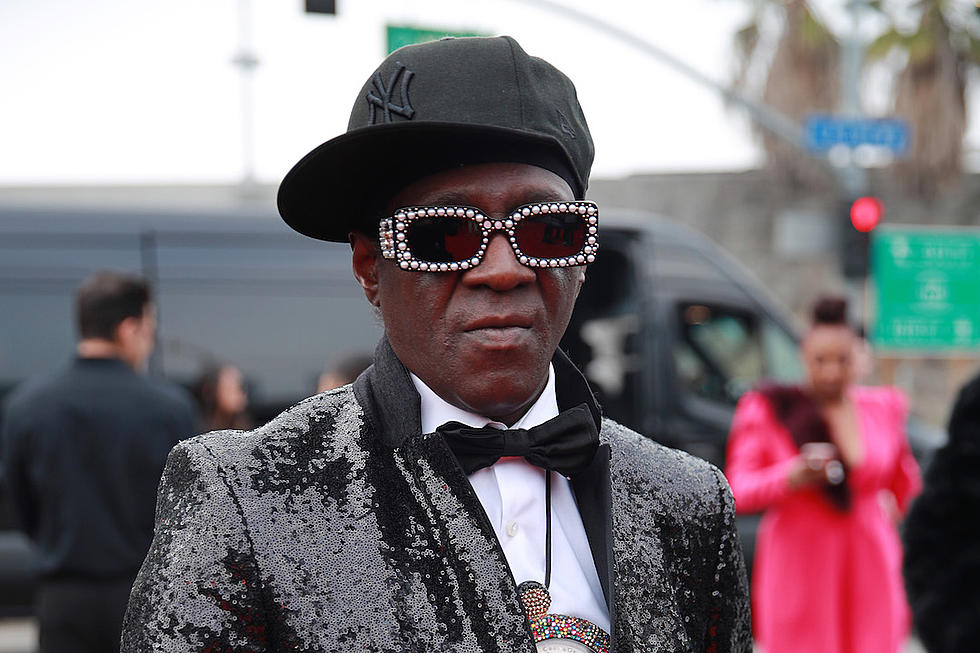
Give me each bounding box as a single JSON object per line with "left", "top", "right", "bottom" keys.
{"left": 516, "top": 212, "right": 586, "bottom": 259}
{"left": 406, "top": 217, "right": 482, "bottom": 263}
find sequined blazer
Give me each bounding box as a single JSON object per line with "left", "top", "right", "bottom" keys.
{"left": 122, "top": 339, "right": 751, "bottom": 652}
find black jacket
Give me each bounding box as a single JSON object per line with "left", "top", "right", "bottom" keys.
{"left": 122, "top": 339, "right": 751, "bottom": 651}
{"left": 1, "top": 356, "right": 197, "bottom": 580}
{"left": 903, "top": 371, "right": 980, "bottom": 653}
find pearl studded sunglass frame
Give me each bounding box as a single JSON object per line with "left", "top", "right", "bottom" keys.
{"left": 378, "top": 200, "right": 599, "bottom": 272}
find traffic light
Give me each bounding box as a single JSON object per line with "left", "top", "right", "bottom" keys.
{"left": 305, "top": 0, "right": 336, "bottom": 14}
{"left": 850, "top": 196, "right": 883, "bottom": 232}
{"left": 841, "top": 196, "right": 883, "bottom": 279}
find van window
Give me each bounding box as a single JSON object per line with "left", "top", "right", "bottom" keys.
{"left": 673, "top": 303, "right": 803, "bottom": 405}
{"left": 562, "top": 238, "right": 642, "bottom": 431}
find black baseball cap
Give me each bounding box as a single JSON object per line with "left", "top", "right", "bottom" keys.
{"left": 278, "top": 36, "right": 594, "bottom": 242}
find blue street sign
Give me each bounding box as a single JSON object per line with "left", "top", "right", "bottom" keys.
{"left": 805, "top": 114, "right": 911, "bottom": 155}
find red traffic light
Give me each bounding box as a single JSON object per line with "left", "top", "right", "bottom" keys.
{"left": 305, "top": 0, "right": 336, "bottom": 14}
{"left": 850, "top": 197, "right": 883, "bottom": 232}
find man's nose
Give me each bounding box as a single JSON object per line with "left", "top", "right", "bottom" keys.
{"left": 462, "top": 233, "right": 535, "bottom": 290}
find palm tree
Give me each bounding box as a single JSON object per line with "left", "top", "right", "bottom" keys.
{"left": 867, "top": 0, "right": 980, "bottom": 196}
{"left": 731, "top": 0, "right": 840, "bottom": 189}
{"left": 731, "top": 0, "right": 980, "bottom": 197}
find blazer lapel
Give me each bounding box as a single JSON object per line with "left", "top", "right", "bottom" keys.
{"left": 398, "top": 431, "right": 535, "bottom": 652}
{"left": 354, "top": 337, "right": 534, "bottom": 652}
{"left": 571, "top": 443, "right": 616, "bottom": 652}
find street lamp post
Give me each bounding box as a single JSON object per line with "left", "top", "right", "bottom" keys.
{"left": 233, "top": 0, "right": 260, "bottom": 192}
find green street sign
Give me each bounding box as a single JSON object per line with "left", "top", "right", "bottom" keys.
{"left": 386, "top": 25, "right": 488, "bottom": 54}
{"left": 872, "top": 227, "right": 980, "bottom": 353}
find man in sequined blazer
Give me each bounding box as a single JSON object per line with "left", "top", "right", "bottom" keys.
{"left": 122, "top": 36, "right": 751, "bottom": 653}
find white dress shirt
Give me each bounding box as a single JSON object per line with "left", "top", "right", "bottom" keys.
{"left": 411, "top": 366, "right": 610, "bottom": 632}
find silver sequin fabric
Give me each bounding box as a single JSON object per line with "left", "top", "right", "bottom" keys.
{"left": 122, "top": 353, "right": 750, "bottom": 652}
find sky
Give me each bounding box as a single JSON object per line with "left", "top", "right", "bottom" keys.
{"left": 1, "top": 0, "right": 977, "bottom": 185}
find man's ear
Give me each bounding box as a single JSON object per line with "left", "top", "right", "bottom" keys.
{"left": 114, "top": 315, "right": 139, "bottom": 347}
{"left": 113, "top": 315, "right": 144, "bottom": 368}
{"left": 350, "top": 232, "right": 381, "bottom": 307}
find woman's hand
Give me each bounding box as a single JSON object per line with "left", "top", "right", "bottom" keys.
{"left": 878, "top": 489, "right": 900, "bottom": 524}
{"left": 788, "top": 443, "right": 839, "bottom": 489}
{"left": 787, "top": 456, "right": 828, "bottom": 488}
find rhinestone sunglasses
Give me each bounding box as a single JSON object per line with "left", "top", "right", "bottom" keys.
{"left": 379, "top": 200, "right": 599, "bottom": 272}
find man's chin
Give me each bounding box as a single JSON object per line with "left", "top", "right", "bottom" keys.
{"left": 452, "top": 379, "right": 547, "bottom": 425}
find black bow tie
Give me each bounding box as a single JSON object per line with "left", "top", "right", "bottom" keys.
{"left": 436, "top": 403, "right": 599, "bottom": 476}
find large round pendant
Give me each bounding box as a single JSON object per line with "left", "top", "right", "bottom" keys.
{"left": 534, "top": 636, "right": 595, "bottom": 653}
{"left": 518, "top": 581, "right": 609, "bottom": 653}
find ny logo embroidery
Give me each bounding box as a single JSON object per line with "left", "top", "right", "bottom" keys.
{"left": 366, "top": 62, "right": 415, "bottom": 124}
{"left": 556, "top": 109, "right": 576, "bottom": 139}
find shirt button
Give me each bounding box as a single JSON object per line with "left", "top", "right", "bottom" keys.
{"left": 506, "top": 521, "right": 519, "bottom": 537}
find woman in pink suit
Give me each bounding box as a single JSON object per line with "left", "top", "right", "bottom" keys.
{"left": 726, "top": 297, "right": 921, "bottom": 653}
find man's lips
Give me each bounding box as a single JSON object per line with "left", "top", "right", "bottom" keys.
{"left": 462, "top": 316, "right": 533, "bottom": 347}
{"left": 463, "top": 316, "right": 533, "bottom": 331}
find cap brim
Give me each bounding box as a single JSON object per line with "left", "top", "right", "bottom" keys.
{"left": 277, "top": 122, "right": 576, "bottom": 243}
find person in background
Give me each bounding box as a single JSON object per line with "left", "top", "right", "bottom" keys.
{"left": 725, "top": 295, "right": 922, "bottom": 653}
{"left": 0, "top": 271, "right": 196, "bottom": 653}
{"left": 852, "top": 323, "right": 875, "bottom": 383}
{"left": 193, "top": 363, "right": 253, "bottom": 431}
{"left": 315, "top": 352, "right": 373, "bottom": 393}
{"left": 903, "top": 370, "right": 980, "bottom": 653}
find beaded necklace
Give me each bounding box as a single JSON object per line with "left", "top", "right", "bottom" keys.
{"left": 516, "top": 472, "right": 610, "bottom": 653}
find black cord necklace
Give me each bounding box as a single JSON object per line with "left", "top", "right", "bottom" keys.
{"left": 545, "top": 471, "right": 552, "bottom": 588}
{"left": 516, "top": 471, "right": 610, "bottom": 653}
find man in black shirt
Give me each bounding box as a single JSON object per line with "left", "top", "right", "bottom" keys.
{"left": 1, "top": 271, "right": 197, "bottom": 653}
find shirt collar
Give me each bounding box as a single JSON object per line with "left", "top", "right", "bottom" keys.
{"left": 411, "top": 364, "right": 559, "bottom": 434}
{"left": 74, "top": 355, "right": 133, "bottom": 370}
{"left": 352, "top": 337, "right": 602, "bottom": 449}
